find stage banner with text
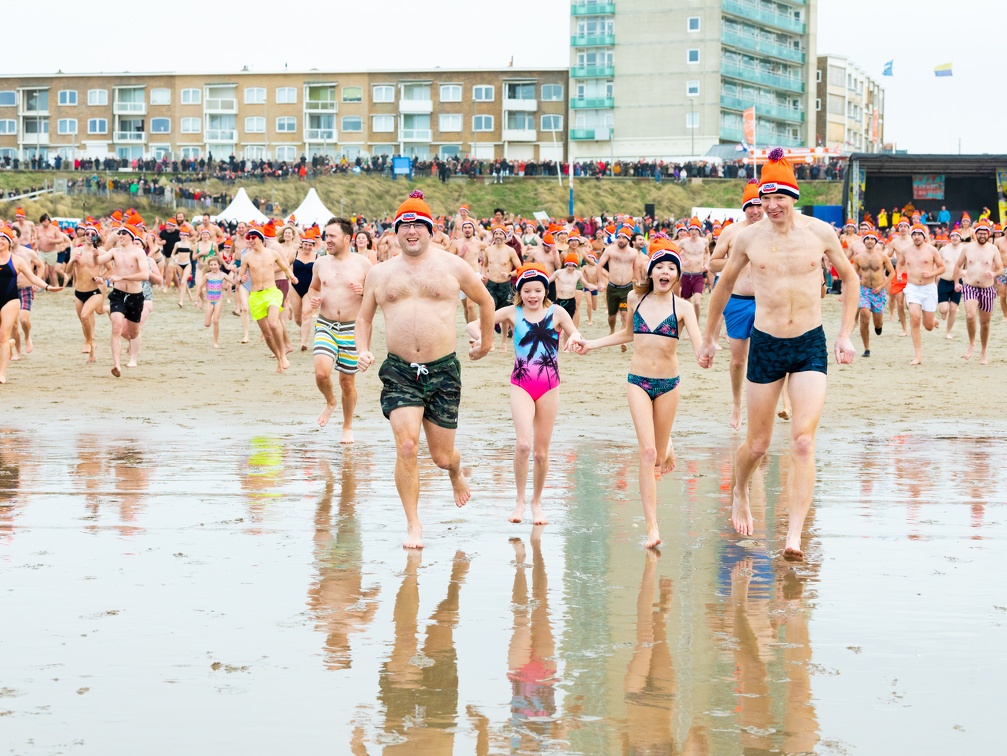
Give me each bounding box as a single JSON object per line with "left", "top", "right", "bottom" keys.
{"left": 997, "top": 168, "right": 1007, "bottom": 225}
{"left": 912, "top": 174, "right": 945, "bottom": 200}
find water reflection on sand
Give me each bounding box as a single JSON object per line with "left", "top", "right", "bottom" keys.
{"left": 0, "top": 424, "right": 1003, "bottom": 752}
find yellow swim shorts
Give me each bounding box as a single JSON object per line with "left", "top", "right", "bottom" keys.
{"left": 248, "top": 286, "right": 283, "bottom": 321}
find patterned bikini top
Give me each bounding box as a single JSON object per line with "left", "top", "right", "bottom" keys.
{"left": 632, "top": 292, "right": 679, "bottom": 339}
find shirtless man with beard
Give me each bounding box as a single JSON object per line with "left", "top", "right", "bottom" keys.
{"left": 851, "top": 229, "right": 894, "bottom": 357}
{"left": 597, "top": 225, "right": 637, "bottom": 348}
{"left": 483, "top": 225, "right": 523, "bottom": 347}
{"left": 678, "top": 217, "right": 710, "bottom": 326}
{"left": 448, "top": 220, "right": 488, "bottom": 323}
{"left": 898, "top": 224, "right": 945, "bottom": 365}
{"left": 35, "top": 214, "right": 72, "bottom": 288}
{"left": 953, "top": 220, "right": 1003, "bottom": 364}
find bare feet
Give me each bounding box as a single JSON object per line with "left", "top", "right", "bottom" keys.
{"left": 659, "top": 440, "right": 676, "bottom": 475}
{"left": 317, "top": 402, "right": 336, "bottom": 427}
{"left": 285, "top": 344, "right": 294, "bottom": 354}
{"left": 509, "top": 499, "right": 526, "bottom": 523}
{"left": 340, "top": 427, "right": 354, "bottom": 444}
{"left": 530, "top": 502, "right": 548, "bottom": 526}
{"left": 621, "top": 344, "right": 627, "bottom": 352}
{"left": 731, "top": 484, "right": 754, "bottom": 536}
{"left": 910, "top": 357, "right": 922, "bottom": 365}
{"left": 126, "top": 360, "right": 137, "bottom": 368}
{"left": 403, "top": 522, "right": 423, "bottom": 549}
{"left": 783, "top": 547, "right": 804, "bottom": 562}
{"left": 645, "top": 524, "right": 662, "bottom": 549}
{"left": 81, "top": 343, "right": 91, "bottom": 353}
{"left": 275, "top": 357, "right": 290, "bottom": 373}
{"left": 9, "top": 339, "right": 19, "bottom": 362}
{"left": 899, "top": 331, "right": 909, "bottom": 337}
{"left": 86, "top": 343, "right": 96, "bottom": 363}
{"left": 945, "top": 333, "right": 954, "bottom": 340}
{"left": 213, "top": 342, "right": 219, "bottom": 349}
{"left": 730, "top": 404, "right": 742, "bottom": 431}
{"left": 777, "top": 408, "right": 790, "bottom": 421}
{"left": 239, "top": 338, "right": 249, "bottom": 344}
{"left": 450, "top": 469, "right": 471, "bottom": 508}
{"left": 111, "top": 366, "right": 121, "bottom": 377}
{"left": 300, "top": 344, "right": 308, "bottom": 352}
{"left": 980, "top": 352, "right": 988, "bottom": 365}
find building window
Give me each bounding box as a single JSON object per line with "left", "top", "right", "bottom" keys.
{"left": 150, "top": 88, "right": 171, "bottom": 105}
{"left": 150, "top": 117, "right": 170, "bottom": 134}
{"left": 341, "top": 116, "right": 362, "bottom": 132}
{"left": 181, "top": 88, "right": 201, "bottom": 105}
{"left": 440, "top": 84, "right": 461, "bottom": 102}
{"left": 372, "top": 85, "right": 394, "bottom": 103}
{"left": 371, "top": 115, "right": 395, "bottom": 132}
{"left": 473, "top": 85, "right": 494, "bottom": 102}
{"left": 0, "top": 120, "right": 15, "bottom": 134}
{"left": 181, "top": 147, "right": 201, "bottom": 159}
{"left": 58, "top": 90, "right": 77, "bottom": 106}
{"left": 473, "top": 114, "right": 493, "bottom": 132}
{"left": 686, "top": 112, "right": 699, "bottom": 129}
{"left": 244, "top": 117, "right": 265, "bottom": 133}
{"left": 541, "top": 114, "right": 563, "bottom": 132}
{"left": 276, "top": 87, "right": 297, "bottom": 104}
{"left": 342, "top": 86, "right": 362, "bottom": 103}
{"left": 244, "top": 87, "right": 266, "bottom": 104}
{"left": 276, "top": 116, "right": 296, "bottom": 132}
{"left": 815, "top": 98, "right": 821, "bottom": 111}
{"left": 57, "top": 118, "right": 77, "bottom": 135}
{"left": 87, "top": 118, "right": 107, "bottom": 134}
{"left": 687, "top": 49, "right": 700, "bottom": 64}
{"left": 276, "top": 145, "right": 296, "bottom": 161}
{"left": 87, "top": 89, "right": 107, "bottom": 107}
{"left": 439, "top": 114, "right": 462, "bottom": 132}
{"left": 0, "top": 91, "right": 14, "bottom": 107}
{"left": 816, "top": 69, "right": 822, "bottom": 83}
{"left": 23, "top": 118, "right": 48, "bottom": 134}
{"left": 541, "top": 84, "right": 564, "bottom": 102}
{"left": 687, "top": 16, "right": 700, "bottom": 32}
{"left": 686, "top": 80, "right": 700, "bottom": 96}
{"left": 181, "top": 117, "right": 200, "bottom": 133}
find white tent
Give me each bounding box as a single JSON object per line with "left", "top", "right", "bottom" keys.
{"left": 215, "top": 187, "right": 269, "bottom": 224}
{"left": 287, "top": 188, "right": 335, "bottom": 228}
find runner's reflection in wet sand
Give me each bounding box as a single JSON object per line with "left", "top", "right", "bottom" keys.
{"left": 0, "top": 431, "right": 23, "bottom": 546}
{"left": 307, "top": 455, "right": 380, "bottom": 670}
{"left": 378, "top": 551, "right": 469, "bottom": 754}
{"left": 506, "top": 528, "right": 565, "bottom": 751}
{"left": 622, "top": 550, "right": 709, "bottom": 754}
{"left": 108, "top": 441, "right": 149, "bottom": 537}
{"left": 240, "top": 437, "right": 288, "bottom": 530}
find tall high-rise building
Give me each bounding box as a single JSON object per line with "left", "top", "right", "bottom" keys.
{"left": 815, "top": 55, "right": 885, "bottom": 154}
{"left": 569, "top": 0, "right": 817, "bottom": 159}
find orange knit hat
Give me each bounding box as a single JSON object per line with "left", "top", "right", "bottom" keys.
{"left": 910, "top": 223, "right": 927, "bottom": 236}
{"left": 688, "top": 216, "right": 702, "bottom": 230}
{"left": 563, "top": 253, "right": 579, "bottom": 266}
{"left": 394, "top": 190, "right": 433, "bottom": 232}
{"left": 515, "top": 263, "right": 550, "bottom": 291}
{"left": 0, "top": 223, "right": 15, "bottom": 244}
{"left": 758, "top": 148, "right": 800, "bottom": 200}
{"left": 742, "top": 179, "right": 762, "bottom": 210}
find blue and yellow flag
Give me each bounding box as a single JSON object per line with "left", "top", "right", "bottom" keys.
{"left": 934, "top": 62, "right": 953, "bottom": 77}
{"left": 882, "top": 60, "right": 893, "bottom": 76}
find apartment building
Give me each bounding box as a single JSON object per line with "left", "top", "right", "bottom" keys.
{"left": 569, "top": 0, "right": 817, "bottom": 159}
{"left": 815, "top": 55, "right": 885, "bottom": 154}
{"left": 0, "top": 68, "right": 568, "bottom": 163}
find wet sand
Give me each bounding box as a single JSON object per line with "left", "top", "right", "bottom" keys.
{"left": 1, "top": 290, "right": 1006, "bottom": 752}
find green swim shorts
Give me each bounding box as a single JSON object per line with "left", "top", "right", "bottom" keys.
{"left": 379, "top": 352, "right": 461, "bottom": 429}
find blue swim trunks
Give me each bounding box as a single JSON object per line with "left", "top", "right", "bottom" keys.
{"left": 723, "top": 294, "right": 756, "bottom": 340}
{"left": 747, "top": 325, "right": 828, "bottom": 384}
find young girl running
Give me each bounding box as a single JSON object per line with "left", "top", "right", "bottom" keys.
{"left": 467, "top": 264, "right": 580, "bottom": 525}
{"left": 571, "top": 239, "right": 701, "bottom": 549}
{"left": 195, "top": 256, "right": 235, "bottom": 348}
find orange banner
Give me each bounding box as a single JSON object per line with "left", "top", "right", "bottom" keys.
{"left": 743, "top": 107, "right": 756, "bottom": 145}
{"left": 871, "top": 110, "right": 879, "bottom": 142}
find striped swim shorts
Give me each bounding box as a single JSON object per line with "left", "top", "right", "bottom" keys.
{"left": 313, "top": 316, "right": 358, "bottom": 374}
{"left": 961, "top": 283, "right": 996, "bottom": 314}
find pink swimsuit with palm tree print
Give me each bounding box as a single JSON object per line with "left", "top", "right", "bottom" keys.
{"left": 511, "top": 305, "right": 560, "bottom": 401}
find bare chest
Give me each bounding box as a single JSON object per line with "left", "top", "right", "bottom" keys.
{"left": 380, "top": 269, "right": 457, "bottom": 303}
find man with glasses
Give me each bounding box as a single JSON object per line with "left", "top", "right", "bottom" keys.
{"left": 355, "top": 191, "right": 494, "bottom": 549}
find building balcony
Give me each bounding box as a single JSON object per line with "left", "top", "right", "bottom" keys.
{"left": 571, "top": 96, "right": 614, "bottom": 109}
{"left": 721, "top": 61, "right": 804, "bottom": 94}
{"left": 721, "top": 29, "right": 806, "bottom": 64}
{"left": 720, "top": 94, "right": 804, "bottom": 123}
{"left": 305, "top": 129, "right": 336, "bottom": 141}
{"left": 17, "top": 107, "right": 49, "bottom": 117}
{"left": 305, "top": 100, "right": 337, "bottom": 112}
{"left": 571, "top": 2, "right": 615, "bottom": 15}
{"left": 720, "top": 123, "right": 803, "bottom": 148}
{"left": 400, "top": 129, "right": 432, "bottom": 141}
{"left": 204, "top": 98, "right": 237, "bottom": 113}
{"left": 399, "top": 99, "right": 433, "bottom": 115}
{"left": 571, "top": 65, "right": 615, "bottom": 79}
{"left": 18, "top": 133, "right": 49, "bottom": 145}
{"left": 205, "top": 129, "right": 237, "bottom": 142}
{"left": 504, "top": 98, "right": 537, "bottom": 112}
{"left": 114, "top": 131, "right": 146, "bottom": 143}
{"left": 571, "top": 33, "right": 615, "bottom": 47}
{"left": 502, "top": 129, "right": 537, "bottom": 142}
{"left": 722, "top": 0, "right": 806, "bottom": 34}
{"left": 113, "top": 102, "right": 146, "bottom": 116}
{"left": 570, "top": 127, "right": 611, "bottom": 140}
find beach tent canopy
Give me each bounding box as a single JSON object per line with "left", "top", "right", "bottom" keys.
{"left": 286, "top": 188, "right": 335, "bottom": 228}
{"left": 215, "top": 187, "right": 269, "bottom": 224}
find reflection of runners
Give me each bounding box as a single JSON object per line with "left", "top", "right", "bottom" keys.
{"left": 875, "top": 326, "right": 882, "bottom": 335}
{"left": 862, "top": 349, "right": 870, "bottom": 357}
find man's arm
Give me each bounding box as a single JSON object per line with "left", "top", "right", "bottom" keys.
{"left": 12, "top": 257, "right": 56, "bottom": 290}
{"left": 353, "top": 270, "right": 380, "bottom": 370}
{"left": 952, "top": 249, "right": 967, "bottom": 286}
{"left": 272, "top": 249, "right": 297, "bottom": 282}
{"left": 877, "top": 256, "right": 895, "bottom": 292}
{"left": 822, "top": 225, "right": 859, "bottom": 344}
{"left": 456, "top": 260, "right": 494, "bottom": 359}
{"left": 701, "top": 235, "right": 750, "bottom": 343}
{"left": 707, "top": 227, "right": 735, "bottom": 274}
{"left": 928, "top": 247, "right": 946, "bottom": 280}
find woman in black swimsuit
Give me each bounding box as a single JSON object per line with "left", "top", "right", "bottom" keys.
{"left": 290, "top": 227, "right": 319, "bottom": 351}
{"left": 0, "top": 223, "right": 60, "bottom": 383}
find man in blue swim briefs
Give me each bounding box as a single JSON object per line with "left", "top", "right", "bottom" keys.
{"left": 698, "top": 149, "right": 859, "bottom": 561}
{"left": 708, "top": 179, "right": 764, "bottom": 430}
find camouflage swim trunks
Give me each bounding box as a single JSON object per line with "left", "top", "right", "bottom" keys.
{"left": 379, "top": 352, "right": 462, "bottom": 429}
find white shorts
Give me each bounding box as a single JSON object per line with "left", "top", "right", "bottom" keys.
{"left": 904, "top": 282, "right": 938, "bottom": 313}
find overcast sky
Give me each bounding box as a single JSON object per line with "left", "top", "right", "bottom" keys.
{"left": 7, "top": 0, "right": 1001, "bottom": 154}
